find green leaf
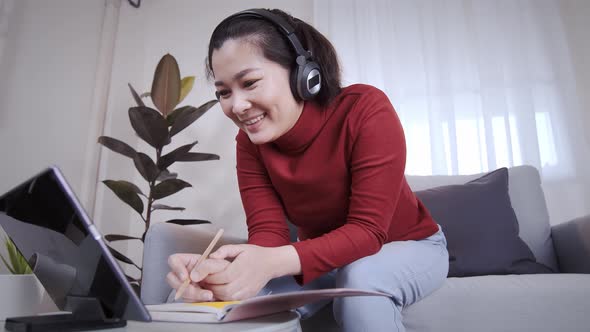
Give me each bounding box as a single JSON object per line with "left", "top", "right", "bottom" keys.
{"left": 4, "top": 237, "right": 31, "bottom": 275}
{"left": 98, "top": 136, "right": 137, "bottom": 159}
{"left": 152, "top": 179, "right": 191, "bottom": 200}
{"left": 133, "top": 153, "right": 159, "bottom": 182}
{"left": 7, "top": 239, "right": 20, "bottom": 269}
{"left": 151, "top": 54, "right": 181, "bottom": 117}
{"left": 156, "top": 169, "right": 177, "bottom": 181}
{"left": 152, "top": 204, "right": 186, "bottom": 211}
{"left": 105, "top": 234, "right": 142, "bottom": 242}
{"left": 16, "top": 253, "right": 32, "bottom": 274}
{"left": 169, "top": 100, "right": 218, "bottom": 137}
{"left": 166, "top": 106, "right": 190, "bottom": 127}
{"left": 128, "top": 106, "right": 170, "bottom": 149}
{"left": 158, "top": 140, "right": 199, "bottom": 170}
{"left": 128, "top": 83, "right": 145, "bottom": 107}
{"left": 175, "top": 152, "right": 220, "bottom": 163}
{"left": 165, "top": 219, "right": 211, "bottom": 226}
{"left": 1, "top": 237, "right": 13, "bottom": 273}
{"left": 103, "top": 179, "right": 144, "bottom": 196}
{"left": 108, "top": 245, "right": 140, "bottom": 269}
{"left": 178, "top": 76, "right": 195, "bottom": 104}
{"left": 102, "top": 180, "right": 144, "bottom": 215}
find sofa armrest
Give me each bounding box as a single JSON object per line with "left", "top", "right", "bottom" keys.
{"left": 551, "top": 215, "right": 590, "bottom": 273}
{"left": 140, "top": 222, "right": 246, "bottom": 304}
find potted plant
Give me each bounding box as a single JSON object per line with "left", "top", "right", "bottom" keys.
{"left": 97, "top": 53, "right": 219, "bottom": 292}
{"left": 0, "top": 235, "right": 32, "bottom": 275}
{"left": 0, "top": 235, "right": 57, "bottom": 319}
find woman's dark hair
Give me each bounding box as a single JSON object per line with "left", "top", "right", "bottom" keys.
{"left": 206, "top": 9, "right": 341, "bottom": 107}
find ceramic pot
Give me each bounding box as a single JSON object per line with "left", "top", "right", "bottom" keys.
{"left": 0, "top": 274, "right": 58, "bottom": 320}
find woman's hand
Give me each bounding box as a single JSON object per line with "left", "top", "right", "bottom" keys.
{"left": 166, "top": 253, "right": 229, "bottom": 302}
{"left": 199, "top": 245, "right": 275, "bottom": 301}
{"left": 192, "top": 244, "right": 301, "bottom": 301}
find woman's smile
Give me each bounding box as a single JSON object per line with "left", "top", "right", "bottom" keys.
{"left": 242, "top": 113, "right": 266, "bottom": 126}
{"left": 241, "top": 113, "right": 267, "bottom": 132}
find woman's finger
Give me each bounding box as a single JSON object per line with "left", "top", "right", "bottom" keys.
{"left": 201, "top": 262, "right": 236, "bottom": 285}
{"left": 190, "top": 258, "right": 231, "bottom": 282}
{"left": 168, "top": 253, "right": 199, "bottom": 280}
{"left": 209, "top": 244, "right": 246, "bottom": 260}
{"left": 207, "top": 283, "right": 231, "bottom": 301}
{"left": 181, "top": 283, "right": 214, "bottom": 302}
{"left": 165, "top": 271, "right": 182, "bottom": 289}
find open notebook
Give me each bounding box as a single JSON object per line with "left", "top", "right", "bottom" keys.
{"left": 146, "top": 288, "right": 390, "bottom": 323}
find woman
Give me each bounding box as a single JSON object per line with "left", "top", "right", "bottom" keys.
{"left": 167, "top": 8, "right": 449, "bottom": 331}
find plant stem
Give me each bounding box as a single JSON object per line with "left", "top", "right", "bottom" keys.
{"left": 145, "top": 186, "right": 153, "bottom": 235}
{"left": 144, "top": 147, "right": 161, "bottom": 238}
{"left": 140, "top": 147, "right": 162, "bottom": 285}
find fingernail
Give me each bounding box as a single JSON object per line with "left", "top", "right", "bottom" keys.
{"left": 190, "top": 271, "right": 199, "bottom": 281}
{"left": 179, "top": 272, "right": 186, "bottom": 280}
{"left": 206, "top": 292, "right": 213, "bottom": 301}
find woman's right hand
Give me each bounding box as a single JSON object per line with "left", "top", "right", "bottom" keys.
{"left": 166, "top": 253, "right": 230, "bottom": 302}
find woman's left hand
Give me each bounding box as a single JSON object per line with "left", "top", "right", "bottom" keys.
{"left": 195, "top": 244, "right": 298, "bottom": 301}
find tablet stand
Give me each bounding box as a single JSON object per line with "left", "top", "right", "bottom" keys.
{"left": 4, "top": 295, "right": 126, "bottom": 332}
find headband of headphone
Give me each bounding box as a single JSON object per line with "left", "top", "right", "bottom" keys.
{"left": 217, "top": 9, "right": 322, "bottom": 100}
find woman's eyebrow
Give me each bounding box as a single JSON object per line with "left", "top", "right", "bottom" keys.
{"left": 214, "top": 68, "right": 261, "bottom": 86}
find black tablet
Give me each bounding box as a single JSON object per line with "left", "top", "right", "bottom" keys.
{"left": 0, "top": 166, "right": 151, "bottom": 331}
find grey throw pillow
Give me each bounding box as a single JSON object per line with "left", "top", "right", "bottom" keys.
{"left": 415, "top": 167, "right": 553, "bottom": 277}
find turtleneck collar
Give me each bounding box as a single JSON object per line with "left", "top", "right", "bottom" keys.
{"left": 271, "top": 101, "right": 326, "bottom": 154}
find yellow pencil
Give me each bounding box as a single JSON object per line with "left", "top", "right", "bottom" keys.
{"left": 174, "top": 228, "right": 224, "bottom": 301}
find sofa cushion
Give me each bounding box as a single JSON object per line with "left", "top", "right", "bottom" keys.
{"left": 303, "top": 274, "right": 590, "bottom": 332}
{"left": 504, "top": 166, "right": 558, "bottom": 271}
{"left": 406, "top": 165, "right": 558, "bottom": 272}
{"left": 414, "top": 168, "right": 553, "bottom": 277}
{"left": 403, "top": 274, "right": 590, "bottom": 332}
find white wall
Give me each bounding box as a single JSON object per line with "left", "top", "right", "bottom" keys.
{"left": 0, "top": 0, "right": 105, "bottom": 195}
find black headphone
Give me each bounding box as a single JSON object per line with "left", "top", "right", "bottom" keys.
{"left": 217, "top": 9, "right": 322, "bottom": 101}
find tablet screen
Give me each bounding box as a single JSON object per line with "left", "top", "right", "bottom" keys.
{"left": 0, "top": 167, "right": 150, "bottom": 321}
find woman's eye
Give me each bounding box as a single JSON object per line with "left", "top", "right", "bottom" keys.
{"left": 217, "top": 90, "right": 230, "bottom": 99}
{"left": 244, "top": 80, "right": 258, "bottom": 88}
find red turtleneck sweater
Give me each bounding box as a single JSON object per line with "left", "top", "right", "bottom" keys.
{"left": 236, "top": 84, "right": 438, "bottom": 284}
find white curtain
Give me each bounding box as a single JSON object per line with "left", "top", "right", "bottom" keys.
{"left": 314, "top": 0, "right": 590, "bottom": 223}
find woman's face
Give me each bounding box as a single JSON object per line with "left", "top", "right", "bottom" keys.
{"left": 212, "top": 38, "right": 304, "bottom": 145}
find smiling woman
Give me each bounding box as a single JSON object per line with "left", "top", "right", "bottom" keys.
{"left": 165, "top": 8, "right": 449, "bottom": 332}
{"left": 211, "top": 40, "right": 303, "bottom": 145}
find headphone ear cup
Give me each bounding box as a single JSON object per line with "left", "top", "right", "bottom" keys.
{"left": 298, "top": 60, "right": 321, "bottom": 100}
{"left": 292, "top": 55, "right": 321, "bottom": 101}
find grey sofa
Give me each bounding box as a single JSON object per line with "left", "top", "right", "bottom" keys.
{"left": 141, "top": 165, "right": 590, "bottom": 331}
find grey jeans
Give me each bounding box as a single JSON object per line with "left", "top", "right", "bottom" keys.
{"left": 259, "top": 225, "right": 449, "bottom": 332}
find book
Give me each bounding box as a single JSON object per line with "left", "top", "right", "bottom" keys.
{"left": 145, "top": 288, "right": 390, "bottom": 323}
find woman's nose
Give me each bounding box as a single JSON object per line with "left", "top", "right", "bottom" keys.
{"left": 231, "top": 93, "right": 251, "bottom": 115}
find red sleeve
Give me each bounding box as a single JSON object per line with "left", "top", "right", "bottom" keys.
{"left": 292, "top": 89, "right": 407, "bottom": 284}
{"left": 236, "top": 132, "right": 291, "bottom": 247}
